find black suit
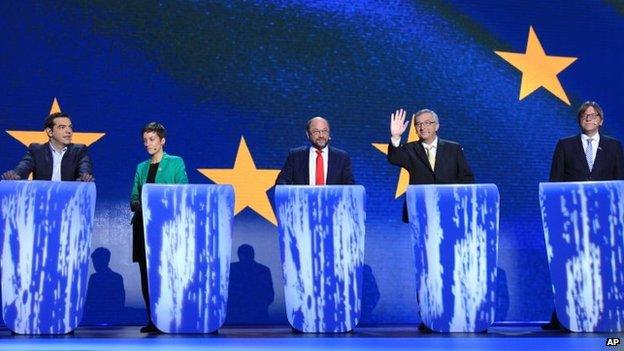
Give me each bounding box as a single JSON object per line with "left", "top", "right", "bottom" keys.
{"left": 12, "top": 142, "right": 93, "bottom": 180}
{"left": 276, "top": 146, "right": 355, "bottom": 185}
{"left": 546, "top": 134, "right": 624, "bottom": 329}
{"left": 387, "top": 138, "right": 474, "bottom": 221}
{"left": 549, "top": 134, "right": 624, "bottom": 182}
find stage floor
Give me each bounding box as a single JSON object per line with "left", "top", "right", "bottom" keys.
{"left": 0, "top": 325, "right": 620, "bottom": 351}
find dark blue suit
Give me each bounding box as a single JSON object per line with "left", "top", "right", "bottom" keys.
{"left": 549, "top": 134, "right": 624, "bottom": 182}
{"left": 275, "top": 146, "right": 355, "bottom": 185}
{"left": 12, "top": 142, "right": 93, "bottom": 181}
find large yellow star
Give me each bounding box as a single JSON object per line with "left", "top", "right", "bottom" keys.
{"left": 495, "top": 26, "right": 577, "bottom": 105}
{"left": 372, "top": 117, "right": 418, "bottom": 198}
{"left": 6, "top": 98, "right": 105, "bottom": 146}
{"left": 197, "top": 136, "right": 280, "bottom": 225}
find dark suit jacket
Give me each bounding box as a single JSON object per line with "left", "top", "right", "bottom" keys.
{"left": 13, "top": 142, "right": 92, "bottom": 181}
{"left": 387, "top": 138, "right": 474, "bottom": 221}
{"left": 549, "top": 134, "right": 624, "bottom": 182}
{"left": 275, "top": 146, "right": 355, "bottom": 185}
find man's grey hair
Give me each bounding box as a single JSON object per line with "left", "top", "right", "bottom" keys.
{"left": 413, "top": 109, "right": 439, "bottom": 124}
{"left": 306, "top": 116, "right": 330, "bottom": 131}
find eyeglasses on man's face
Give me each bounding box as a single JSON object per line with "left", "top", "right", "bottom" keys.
{"left": 581, "top": 113, "right": 600, "bottom": 121}
{"left": 415, "top": 121, "right": 437, "bottom": 128}
{"left": 309, "top": 129, "right": 329, "bottom": 136}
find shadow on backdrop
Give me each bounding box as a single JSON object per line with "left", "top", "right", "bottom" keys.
{"left": 226, "top": 244, "right": 274, "bottom": 325}
{"left": 496, "top": 267, "right": 510, "bottom": 321}
{"left": 82, "top": 247, "right": 145, "bottom": 325}
{"left": 359, "top": 264, "right": 380, "bottom": 325}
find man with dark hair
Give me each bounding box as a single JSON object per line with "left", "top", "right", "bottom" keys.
{"left": 544, "top": 101, "right": 624, "bottom": 330}
{"left": 1, "top": 112, "right": 94, "bottom": 181}
{"left": 550, "top": 101, "right": 624, "bottom": 182}
{"left": 276, "top": 116, "right": 354, "bottom": 185}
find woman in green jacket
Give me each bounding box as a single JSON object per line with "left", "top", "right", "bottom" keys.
{"left": 130, "top": 122, "right": 188, "bottom": 333}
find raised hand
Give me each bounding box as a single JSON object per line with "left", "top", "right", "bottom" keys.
{"left": 390, "top": 108, "right": 409, "bottom": 139}
{"left": 1, "top": 170, "right": 21, "bottom": 180}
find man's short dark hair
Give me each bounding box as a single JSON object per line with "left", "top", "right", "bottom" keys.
{"left": 577, "top": 101, "right": 604, "bottom": 123}
{"left": 142, "top": 122, "right": 166, "bottom": 139}
{"left": 43, "top": 112, "right": 70, "bottom": 130}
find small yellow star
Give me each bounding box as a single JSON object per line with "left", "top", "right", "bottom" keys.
{"left": 6, "top": 98, "right": 105, "bottom": 146}
{"left": 372, "top": 118, "right": 419, "bottom": 198}
{"left": 197, "top": 136, "right": 280, "bottom": 225}
{"left": 495, "top": 26, "right": 577, "bottom": 105}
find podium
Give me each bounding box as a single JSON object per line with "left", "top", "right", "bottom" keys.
{"left": 275, "top": 185, "right": 365, "bottom": 333}
{"left": 142, "top": 184, "right": 234, "bottom": 333}
{"left": 406, "top": 184, "right": 499, "bottom": 332}
{"left": 0, "top": 180, "right": 96, "bottom": 334}
{"left": 539, "top": 181, "right": 624, "bottom": 332}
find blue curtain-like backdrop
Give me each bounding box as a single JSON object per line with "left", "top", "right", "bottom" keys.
{"left": 1, "top": 0, "right": 622, "bottom": 324}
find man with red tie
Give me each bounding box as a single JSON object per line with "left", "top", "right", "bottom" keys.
{"left": 276, "top": 116, "right": 355, "bottom": 185}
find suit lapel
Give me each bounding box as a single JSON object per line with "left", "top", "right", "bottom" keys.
{"left": 155, "top": 153, "right": 167, "bottom": 183}
{"left": 44, "top": 142, "right": 54, "bottom": 179}
{"left": 575, "top": 134, "right": 591, "bottom": 174}
{"left": 327, "top": 147, "right": 335, "bottom": 183}
{"left": 301, "top": 148, "right": 310, "bottom": 184}
{"left": 593, "top": 134, "right": 605, "bottom": 173}
{"left": 435, "top": 140, "right": 445, "bottom": 173}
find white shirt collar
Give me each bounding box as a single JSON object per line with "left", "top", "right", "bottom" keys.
{"left": 422, "top": 137, "right": 438, "bottom": 149}
{"left": 309, "top": 145, "right": 328, "bottom": 154}
{"left": 49, "top": 142, "right": 68, "bottom": 154}
{"left": 581, "top": 133, "right": 600, "bottom": 144}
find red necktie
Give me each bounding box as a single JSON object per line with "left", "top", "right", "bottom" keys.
{"left": 315, "top": 149, "right": 325, "bottom": 185}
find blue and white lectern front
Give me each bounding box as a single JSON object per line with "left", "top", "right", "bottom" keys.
{"left": 275, "top": 185, "right": 366, "bottom": 333}
{"left": 539, "top": 181, "right": 624, "bottom": 332}
{"left": 406, "top": 184, "right": 499, "bottom": 332}
{"left": 142, "top": 184, "right": 234, "bottom": 333}
{"left": 0, "top": 180, "right": 96, "bottom": 334}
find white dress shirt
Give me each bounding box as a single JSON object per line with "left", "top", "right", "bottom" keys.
{"left": 422, "top": 137, "right": 438, "bottom": 167}
{"left": 581, "top": 133, "right": 599, "bottom": 166}
{"left": 308, "top": 146, "right": 328, "bottom": 185}
{"left": 50, "top": 143, "right": 68, "bottom": 181}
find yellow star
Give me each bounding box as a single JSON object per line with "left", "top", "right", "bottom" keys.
{"left": 495, "top": 26, "right": 577, "bottom": 105}
{"left": 372, "top": 118, "right": 419, "bottom": 198}
{"left": 6, "top": 98, "right": 105, "bottom": 146}
{"left": 197, "top": 136, "right": 280, "bottom": 225}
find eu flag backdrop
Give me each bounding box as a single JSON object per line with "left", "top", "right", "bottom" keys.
{"left": 1, "top": 0, "right": 623, "bottom": 324}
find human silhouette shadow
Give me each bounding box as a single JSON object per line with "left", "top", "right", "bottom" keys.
{"left": 226, "top": 244, "right": 274, "bottom": 324}
{"left": 360, "top": 264, "right": 380, "bottom": 324}
{"left": 496, "top": 267, "right": 510, "bottom": 321}
{"left": 82, "top": 247, "right": 126, "bottom": 325}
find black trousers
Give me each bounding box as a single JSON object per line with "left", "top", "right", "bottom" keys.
{"left": 132, "top": 215, "right": 152, "bottom": 325}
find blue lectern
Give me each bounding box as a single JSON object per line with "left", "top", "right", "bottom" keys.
{"left": 406, "top": 184, "right": 499, "bottom": 332}
{"left": 0, "top": 180, "right": 96, "bottom": 334}
{"left": 539, "top": 181, "right": 624, "bottom": 332}
{"left": 142, "top": 184, "right": 234, "bottom": 333}
{"left": 275, "top": 185, "right": 366, "bottom": 333}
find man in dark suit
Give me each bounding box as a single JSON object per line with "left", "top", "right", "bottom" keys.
{"left": 550, "top": 101, "right": 624, "bottom": 182}
{"left": 1, "top": 112, "right": 94, "bottom": 182}
{"left": 276, "top": 116, "right": 354, "bottom": 185}
{"left": 387, "top": 108, "right": 474, "bottom": 221}
{"left": 544, "top": 101, "right": 624, "bottom": 331}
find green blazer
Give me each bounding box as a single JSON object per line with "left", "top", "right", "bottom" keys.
{"left": 130, "top": 152, "right": 189, "bottom": 204}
